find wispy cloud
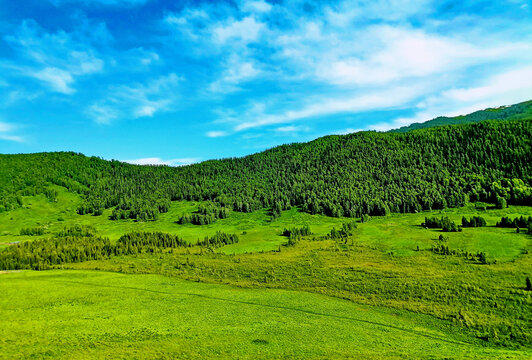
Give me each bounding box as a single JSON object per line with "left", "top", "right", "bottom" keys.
{"left": 206, "top": 131, "right": 228, "bottom": 138}
{"left": 31, "top": 67, "right": 75, "bottom": 94}
{"left": 313, "top": 26, "right": 529, "bottom": 86}
{"left": 377, "top": 65, "right": 532, "bottom": 131}
{"left": 274, "top": 125, "right": 309, "bottom": 133}
{"left": 3, "top": 20, "right": 105, "bottom": 95}
{"left": 208, "top": 55, "right": 261, "bottom": 93}
{"left": 241, "top": 0, "right": 273, "bottom": 14}
{"left": 0, "top": 121, "right": 25, "bottom": 142}
{"left": 88, "top": 73, "right": 182, "bottom": 124}
{"left": 123, "top": 157, "right": 200, "bottom": 166}
{"left": 164, "top": 0, "right": 532, "bottom": 136}
{"left": 232, "top": 85, "right": 426, "bottom": 132}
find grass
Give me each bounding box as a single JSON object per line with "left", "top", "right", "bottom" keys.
{"left": 355, "top": 204, "right": 532, "bottom": 262}
{"left": 67, "top": 235, "right": 532, "bottom": 348}
{"left": 0, "top": 187, "right": 347, "bottom": 253}
{"left": 0, "top": 270, "right": 529, "bottom": 360}
{"left": 1, "top": 189, "right": 531, "bottom": 354}
{"left": 1, "top": 186, "right": 530, "bottom": 262}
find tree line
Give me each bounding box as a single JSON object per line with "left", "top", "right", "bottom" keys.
{"left": 431, "top": 244, "right": 489, "bottom": 264}
{"left": 423, "top": 216, "right": 462, "bottom": 232}
{"left": 197, "top": 231, "right": 239, "bottom": 248}
{"left": 0, "top": 228, "right": 239, "bottom": 270}
{"left": 496, "top": 216, "right": 532, "bottom": 233}
{"left": 177, "top": 203, "right": 231, "bottom": 225}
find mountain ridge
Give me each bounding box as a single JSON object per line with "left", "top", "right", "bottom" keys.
{"left": 389, "top": 100, "right": 532, "bottom": 133}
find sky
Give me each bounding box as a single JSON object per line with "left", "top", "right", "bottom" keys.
{"left": 1, "top": 0, "right": 531, "bottom": 165}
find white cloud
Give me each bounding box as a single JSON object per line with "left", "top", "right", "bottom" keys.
{"left": 88, "top": 73, "right": 182, "bottom": 124}
{"left": 234, "top": 85, "right": 425, "bottom": 131}
{"left": 0, "top": 88, "right": 42, "bottom": 108}
{"left": 4, "top": 20, "right": 105, "bottom": 94}
{"left": 271, "top": 21, "right": 531, "bottom": 88}
{"left": 87, "top": 104, "right": 119, "bottom": 125}
{"left": 206, "top": 131, "right": 228, "bottom": 138}
{"left": 274, "top": 125, "right": 309, "bottom": 133}
{"left": 0, "top": 122, "right": 14, "bottom": 133}
{"left": 242, "top": 0, "right": 273, "bottom": 14}
{"left": 0, "top": 134, "right": 25, "bottom": 142}
{"left": 374, "top": 66, "right": 532, "bottom": 131}
{"left": 32, "top": 67, "right": 74, "bottom": 94}
{"left": 324, "top": 0, "right": 432, "bottom": 25}
{"left": 123, "top": 157, "right": 200, "bottom": 166}
{"left": 316, "top": 26, "right": 494, "bottom": 86}
{"left": 213, "top": 16, "right": 265, "bottom": 45}
{"left": 209, "top": 56, "right": 261, "bottom": 93}
{"left": 141, "top": 51, "right": 159, "bottom": 65}
{"left": 442, "top": 66, "right": 532, "bottom": 104}
{"left": 159, "top": 0, "right": 532, "bottom": 140}
{"left": 0, "top": 121, "right": 24, "bottom": 142}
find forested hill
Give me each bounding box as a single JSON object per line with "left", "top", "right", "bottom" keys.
{"left": 1, "top": 119, "right": 531, "bottom": 220}
{"left": 390, "top": 100, "right": 532, "bottom": 133}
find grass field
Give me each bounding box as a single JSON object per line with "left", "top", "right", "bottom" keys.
{"left": 1, "top": 188, "right": 531, "bottom": 357}
{"left": 1, "top": 186, "right": 530, "bottom": 262}
{"left": 0, "top": 270, "right": 529, "bottom": 360}
{"left": 0, "top": 187, "right": 347, "bottom": 252}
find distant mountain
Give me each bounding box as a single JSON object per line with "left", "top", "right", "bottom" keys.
{"left": 390, "top": 100, "right": 532, "bottom": 133}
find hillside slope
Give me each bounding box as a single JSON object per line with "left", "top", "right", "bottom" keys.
{"left": 390, "top": 100, "right": 532, "bottom": 133}
{"left": 1, "top": 119, "right": 531, "bottom": 220}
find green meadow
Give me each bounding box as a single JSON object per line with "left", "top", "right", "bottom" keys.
{"left": 0, "top": 270, "right": 529, "bottom": 360}
{"left": 1, "top": 186, "right": 530, "bottom": 261}
{"left": 0, "top": 188, "right": 531, "bottom": 358}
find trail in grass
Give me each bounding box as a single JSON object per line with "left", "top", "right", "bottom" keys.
{"left": 52, "top": 277, "right": 470, "bottom": 347}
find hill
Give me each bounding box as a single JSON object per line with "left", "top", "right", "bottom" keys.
{"left": 0, "top": 105, "right": 531, "bottom": 355}
{"left": 390, "top": 100, "right": 532, "bottom": 133}
{"left": 1, "top": 118, "right": 531, "bottom": 221}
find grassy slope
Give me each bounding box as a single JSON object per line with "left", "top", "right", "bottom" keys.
{"left": 0, "top": 270, "right": 529, "bottom": 360}
{"left": 0, "top": 186, "right": 348, "bottom": 252}
{"left": 390, "top": 100, "right": 532, "bottom": 133}
{"left": 1, "top": 186, "right": 530, "bottom": 261}
{"left": 1, "top": 189, "right": 531, "bottom": 355}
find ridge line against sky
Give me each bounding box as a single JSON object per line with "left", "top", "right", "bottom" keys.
{"left": 1, "top": 0, "right": 531, "bottom": 164}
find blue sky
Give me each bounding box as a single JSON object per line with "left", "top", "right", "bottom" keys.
{"left": 1, "top": 0, "right": 531, "bottom": 164}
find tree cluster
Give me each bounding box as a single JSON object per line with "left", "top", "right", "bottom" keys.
{"left": 431, "top": 245, "right": 489, "bottom": 264}
{"left": 461, "top": 216, "right": 487, "bottom": 228}
{"left": 177, "top": 203, "right": 230, "bottom": 225}
{"left": 19, "top": 227, "right": 45, "bottom": 236}
{"left": 56, "top": 224, "right": 96, "bottom": 237}
{"left": 0, "top": 236, "right": 114, "bottom": 270}
{"left": 115, "top": 232, "right": 188, "bottom": 254}
{"left": 282, "top": 225, "right": 312, "bottom": 245}
{"left": 282, "top": 225, "right": 312, "bottom": 239}
{"left": 0, "top": 230, "right": 241, "bottom": 270}
{"left": 197, "top": 231, "right": 239, "bottom": 248}
{"left": 496, "top": 216, "right": 532, "bottom": 233}
{"left": 324, "top": 221, "right": 358, "bottom": 240}
{"left": 423, "top": 216, "right": 462, "bottom": 232}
